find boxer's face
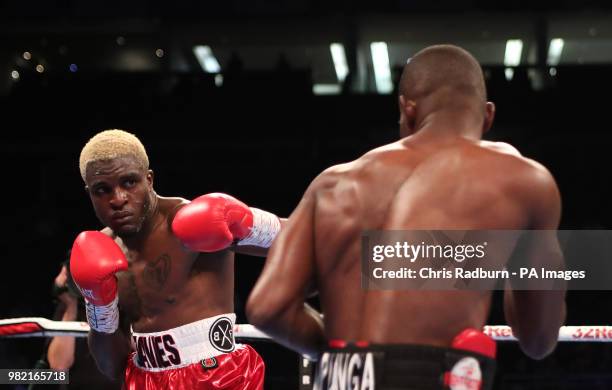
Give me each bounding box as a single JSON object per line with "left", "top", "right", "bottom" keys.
{"left": 84, "top": 156, "right": 154, "bottom": 237}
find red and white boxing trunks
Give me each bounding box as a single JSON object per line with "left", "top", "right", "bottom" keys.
{"left": 124, "top": 313, "right": 264, "bottom": 390}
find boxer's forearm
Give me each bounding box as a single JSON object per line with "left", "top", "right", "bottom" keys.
{"left": 504, "top": 289, "right": 566, "bottom": 359}
{"left": 250, "top": 303, "right": 325, "bottom": 359}
{"left": 232, "top": 218, "right": 287, "bottom": 257}
{"left": 505, "top": 232, "right": 566, "bottom": 359}
{"left": 287, "top": 304, "right": 325, "bottom": 359}
{"left": 88, "top": 329, "right": 130, "bottom": 381}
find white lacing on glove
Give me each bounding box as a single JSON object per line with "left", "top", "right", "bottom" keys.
{"left": 237, "top": 208, "right": 281, "bottom": 248}
{"left": 85, "top": 295, "right": 119, "bottom": 334}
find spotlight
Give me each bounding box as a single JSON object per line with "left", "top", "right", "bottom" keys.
{"left": 504, "top": 39, "right": 523, "bottom": 67}
{"left": 193, "top": 46, "right": 221, "bottom": 73}
{"left": 370, "top": 42, "right": 393, "bottom": 94}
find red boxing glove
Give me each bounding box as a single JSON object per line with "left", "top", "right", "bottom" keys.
{"left": 172, "top": 193, "right": 254, "bottom": 252}
{"left": 70, "top": 231, "right": 128, "bottom": 306}
{"left": 451, "top": 328, "right": 496, "bottom": 358}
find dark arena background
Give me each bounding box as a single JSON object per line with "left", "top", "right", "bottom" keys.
{"left": 1, "top": 0, "right": 612, "bottom": 389}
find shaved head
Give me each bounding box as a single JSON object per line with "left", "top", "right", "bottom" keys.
{"left": 399, "top": 45, "right": 486, "bottom": 107}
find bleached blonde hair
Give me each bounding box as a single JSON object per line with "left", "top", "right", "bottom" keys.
{"left": 79, "top": 129, "right": 149, "bottom": 181}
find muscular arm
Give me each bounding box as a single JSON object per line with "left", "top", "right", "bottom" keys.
{"left": 89, "top": 231, "right": 131, "bottom": 380}
{"left": 88, "top": 232, "right": 131, "bottom": 379}
{"left": 504, "top": 166, "right": 566, "bottom": 360}
{"left": 246, "top": 193, "right": 325, "bottom": 359}
{"left": 88, "top": 327, "right": 131, "bottom": 380}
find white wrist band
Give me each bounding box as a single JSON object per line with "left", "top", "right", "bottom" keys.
{"left": 85, "top": 295, "right": 119, "bottom": 334}
{"left": 237, "top": 208, "right": 281, "bottom": 248}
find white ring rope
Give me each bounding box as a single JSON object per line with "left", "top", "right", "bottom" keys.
{"left": 0, "top": 317, "right": 611, "bottom": 342}
{"left": 0, "top": 317, "right": 270, "bottom": 339}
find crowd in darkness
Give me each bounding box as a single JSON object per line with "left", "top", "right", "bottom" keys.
{"left": 0, "top": 65, "right": 611, "bottom": 388}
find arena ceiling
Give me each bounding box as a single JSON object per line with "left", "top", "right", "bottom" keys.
{"left": 1, "top": 1, "right": 612, "bottom": 94}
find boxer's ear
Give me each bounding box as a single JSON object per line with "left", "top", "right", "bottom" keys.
{"left": 483, "top": 101, "right": 496, "bottom": 134}
{"left": 399, "top": 95, "right": 417, "bottom": 137}
{"left": 146, "top": 169, "right": 154, "bottom": 187}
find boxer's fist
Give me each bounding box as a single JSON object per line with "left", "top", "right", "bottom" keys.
{"left": 172, "top": 193, "right": 253, "bottom": 252}
{"left": 70, "top": 231, "right": 128, "bottom": 306}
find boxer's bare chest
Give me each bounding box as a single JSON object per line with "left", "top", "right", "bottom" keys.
{"left": 113, "top": 218, "right": 199, "bottom": 323}
{"left": 106, "top": 199, "right": 235, "bottom": 332}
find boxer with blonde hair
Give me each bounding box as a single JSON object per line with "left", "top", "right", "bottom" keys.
{"left": 71, "top": 129, "right": 283, "bottom": 389}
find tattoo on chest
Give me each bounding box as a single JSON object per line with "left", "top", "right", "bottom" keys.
{"left": 143, "top": 253, "right": 171, "bottom": 289}
{"left": 122, "top": 272, "right": 143, "bottom": 322}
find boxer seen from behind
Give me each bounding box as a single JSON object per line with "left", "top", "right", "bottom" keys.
{"left": 247, "top": 45, "right": 566, "bottom": 390}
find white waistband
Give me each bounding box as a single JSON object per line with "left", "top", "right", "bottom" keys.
{"left": 130, "top": 313, "right": 237, "bottom": 371}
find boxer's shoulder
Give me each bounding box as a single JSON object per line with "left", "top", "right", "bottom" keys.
{"left": 474, "top": 142, "right": 558, "bottom": 202}
{"left": 515, "top": 158, "right": 558, "bottom": 196}
{"left": 361, "top": 140, "right": 411, "bottom": 159}
{"left": 159, "top": 196, "right": 190, "bottom": 209}
{"left": 312, "top": 163, "right": 351, "bottom": 188}
{"left": 479, "top": 140, "right": 521, "bottom": 157}
{"left": 491, "top": 145, "right": 552, "bottom": 181}
{"left": 308, "top": 146, "right": 402, "bottom": 198}
{"left": 156, "top": 196, "right": 190, "bottom": 224}
{"left": 473, "top": 141, "right": 541, "bottom": 173}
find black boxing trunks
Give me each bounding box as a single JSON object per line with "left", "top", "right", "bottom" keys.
{"left": 313, "top": 330, "right": 496, "bottom": 390}
{"left": 124, "top": 313, "right": 265, "bottom": 390}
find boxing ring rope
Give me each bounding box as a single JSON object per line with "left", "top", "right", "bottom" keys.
{"left": 1, "top": 317, "right": 611, "bottom": 343}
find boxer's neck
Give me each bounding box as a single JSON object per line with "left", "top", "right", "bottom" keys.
{"left": 414, "top": 109, "right": 483, "bottom": 141}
